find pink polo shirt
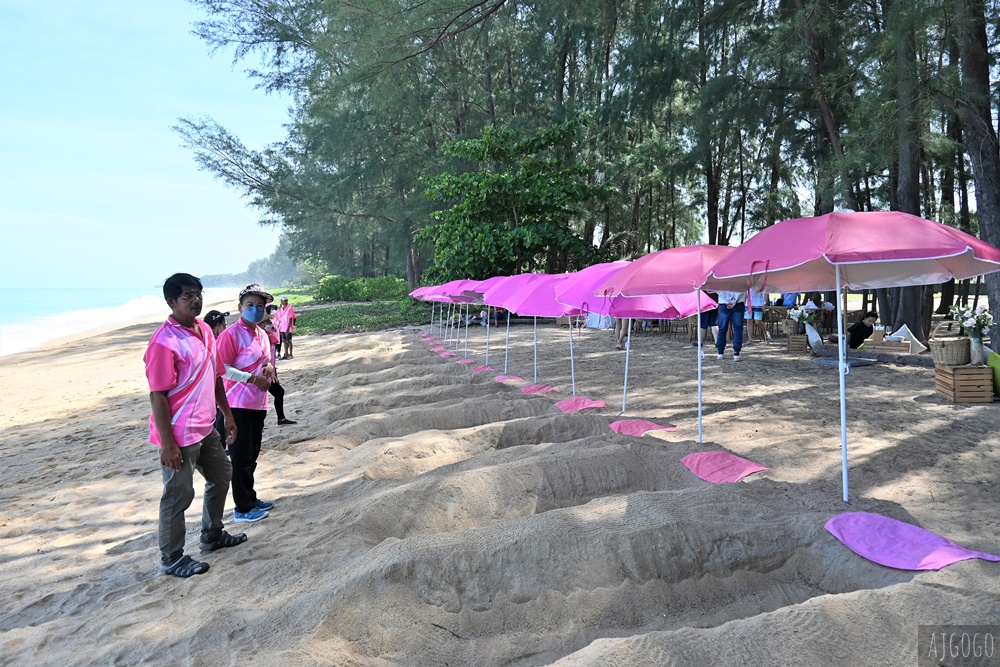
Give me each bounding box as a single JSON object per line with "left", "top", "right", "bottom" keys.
{"left": 217, "top": 318, "right": 271, "bottom": 411}
{"left": 277, "top": 305, "right": 296, "bottom": 333}
{"left": 144, "top": 316, "right": 225, "bottom": 447}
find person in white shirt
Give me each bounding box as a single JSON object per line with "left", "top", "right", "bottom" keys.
{"left": 715, "top": 291, "right": 747, "bottom": 361}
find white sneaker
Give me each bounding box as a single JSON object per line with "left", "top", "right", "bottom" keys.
{"left": 765, "top": 333, "right": 772, "bottom": 343}
{"left": 733, "top": 355, "right": 742, "bottom": 362}
{"left": 716, "top": 353, "right": 724, "bottom": 360}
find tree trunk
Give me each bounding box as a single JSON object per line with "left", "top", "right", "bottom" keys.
{"left": 955, "top": 0, "right": 1000, "bottom": 342}
{"left": 891, "top": 2, "right": 929, "bottom": 341}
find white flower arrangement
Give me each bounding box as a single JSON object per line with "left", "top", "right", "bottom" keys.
{"left": 787, "top": 307, "right": 816, "bottom": 324}
{"left": 950, "top": 304, "right": 993, "bottom": 337}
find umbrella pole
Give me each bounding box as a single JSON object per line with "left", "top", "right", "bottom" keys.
{"left": 533, "top": 316, "right": 538, "bottom": 383}
{"left": 485, "top": 307, "right": 491, "bottom": 366}
{"left": 621, "top": 318, "right": 632, "bottom": 413}
{"left": 504, "top": 315, "right": 511, "bottom": 374}
{"left": 569, "top": 318, "right": 577, "bottom": 396}
{"left": 464, "top": 304, "right": 470, "bottom": 357}
{"left": 429, "top": 302, "right": 434, "bottom": 335}
{"left": 697, "top": 295, "right": 703, "bottom": 444}
{"left": 836, "top": 265, "right": 850, "bottom": 502}
{"left": 456, "top": 304, "right": 464, "bottom": 351}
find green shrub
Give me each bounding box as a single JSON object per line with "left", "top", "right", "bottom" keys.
{"left": 316, "top": 275, "right": 361, "bottom": 301}
{"left": 315, "top": 275, "right": 408, "bottom": 302}
{"left": 360, "top": 276, "right": 409, "bottom": 300}
{"left": 296, "top": 300, "right": 432, "bottom": 334}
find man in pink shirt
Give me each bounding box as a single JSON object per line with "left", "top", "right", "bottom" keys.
{"left": 144, "top": 273, "right": 246, "bottom": 578}
{"left": 276, "top": 295, "right": 296, "bottom": 359}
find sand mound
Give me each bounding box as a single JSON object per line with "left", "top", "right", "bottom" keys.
{"left": 1, "top": 322, "right": 998, "bottom": 666}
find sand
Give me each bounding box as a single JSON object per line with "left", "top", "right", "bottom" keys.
{"left": 1, "top": 317, "right": 998, "bottom": 666}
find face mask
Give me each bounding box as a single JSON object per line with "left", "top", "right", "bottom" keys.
{"left": 242, "top": 306, "right": 265, "bottom": 324}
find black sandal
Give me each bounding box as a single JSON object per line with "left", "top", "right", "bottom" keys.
{"left": 199, "top": 530, "right": 248, "bottom": 553}
{"left": 162, "top": 555, "right": 210, "bottom": 577}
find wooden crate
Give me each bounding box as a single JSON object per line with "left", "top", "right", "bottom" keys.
{"left": 787, "top": 334, "right": 809, "bottom": 353}
{"left": 864, "top": 340, "right": 912, "bottom": 355}
{"left": 935, "top": 364, "right": 994, "bottom": 403}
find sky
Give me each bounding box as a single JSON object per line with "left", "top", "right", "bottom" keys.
{"left": 0, "top": 0, "right": 292, "bottom": 289}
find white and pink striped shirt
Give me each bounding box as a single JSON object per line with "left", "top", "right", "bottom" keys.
{"left": 217, "top": 318, "right": 271, "bottom": 411}
{"left": 144, "top": 317, "right": 225, "bottom": 447}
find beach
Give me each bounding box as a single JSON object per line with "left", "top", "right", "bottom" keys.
{"left": 1, "top": 317, "right": 998, "bottom": 666}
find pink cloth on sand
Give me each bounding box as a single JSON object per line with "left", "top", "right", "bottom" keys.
{"left": 430, "top": 346, "right": 446, "bottom": 351}
{"left": 439, "top": 351, "right": 456, "bottom": 357}
{"left": 555, "top": 397, "right": 606, "bottom": 413}
{"left": 825, "top": 512, "right": 1000, "bottom": 571}
{"left": 680, "top": 451, "right": 769, "bottom": 483}
{"left": 521, "top": 384, "right": 559, "bottom": 394}
{"left": 495, "top": 375, "right": 524, "bottom": 382}
{"left": 472, "top": 365, "right": 495, "bottom": 373}
{"left": 456, "top": 359, "right": 475, "bottom": 365}
{"left": 608, "top": 419, "right": 676, "bottom": 436}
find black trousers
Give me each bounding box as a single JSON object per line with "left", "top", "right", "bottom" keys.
{"left": 268, "top": 380, "right": 286, "bottom": 420}
{"left": 230, "top": 407, "right": 266, "bottom": 513}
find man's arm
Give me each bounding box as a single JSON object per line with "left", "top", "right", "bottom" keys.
{"left": 214, "top": 378, "right": 237, "bottom": 446}
{"left": 150, "top": 391, "right": 183, "bottom": 470}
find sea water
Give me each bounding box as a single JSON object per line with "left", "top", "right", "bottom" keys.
{"left": 0, "top": 287, "right": 237, "bottom": 356}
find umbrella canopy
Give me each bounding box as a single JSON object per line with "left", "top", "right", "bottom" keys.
{"left": 703, "top": 211, "right": 1000, "bottom": 292}
{"left": 556, "top": 260, "right": 716, "bottom": 319}
{"left": 500, "top": 274, "right": 576, "bottom": 317}
{"left": 427, "top": 279, "right": 482, "bottom": 303}
{"left": 699, "top": 211, "right": 1000, "bottom": 503}
{"left": 409, "top": 285, "right": 437, "bottom": 300}
{"left": 598, "top": 245, "right": 737, "bottom": 296}
{"left": 461, "top": 275, "right": 509, "bottom": 304}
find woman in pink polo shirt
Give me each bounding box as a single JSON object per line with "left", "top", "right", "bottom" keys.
{"left": 217, "top": 284, "right": 277, "bottom": 523}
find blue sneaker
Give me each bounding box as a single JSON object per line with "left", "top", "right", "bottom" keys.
{"left": 254, "top": 499, "right": 275, "bottom": 512}
{"left": 233, "top": 507, "right": 268, "bottom": 523}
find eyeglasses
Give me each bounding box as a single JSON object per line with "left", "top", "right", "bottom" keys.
{"left": 179, "top": 291, "right": 203, "bottom": 302}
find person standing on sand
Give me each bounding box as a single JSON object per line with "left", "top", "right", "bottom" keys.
{"left": 715, "top": 290, "right": 746, "bottom": 361}
{"left": 144, "top": 273, "right": 247, "bottom": 578}
{"left": 262, "top": 305, "right": 297, "bottom": 426}
{"left": 217, "top": 284, "right": 277, "bottom": 523}
{"left": 276, "top": 295, "right": 296, "bottom": 359}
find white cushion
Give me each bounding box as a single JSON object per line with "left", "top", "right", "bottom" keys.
{"left": 891, "top": 323, "right": 928, "bottom": 354}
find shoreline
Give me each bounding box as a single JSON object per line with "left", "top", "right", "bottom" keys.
{"left": 0, "top": 289, "right": 238, "bottom": 358}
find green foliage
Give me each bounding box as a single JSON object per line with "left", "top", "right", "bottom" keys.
{"left": 316, "top": 275, "right": 409, "bottom": 302}
{"left": 417, "top": 118, "right": 612, "bottom": 282}
{"left": 295, "top": 300, "right": 432, "bottom": 334}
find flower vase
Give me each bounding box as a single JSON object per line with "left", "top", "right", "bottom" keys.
{"left": 969, "top": 335, "right": 985, "bottom": 365}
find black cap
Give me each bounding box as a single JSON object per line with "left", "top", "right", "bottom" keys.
{"left": 204, "top": 310, "right": 230, "bottom": 327}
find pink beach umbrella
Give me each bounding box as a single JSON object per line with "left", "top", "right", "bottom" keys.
{"left": 466, "top": 275, "right": 509, "bottom": 366}
{"left": 594, "top": 245, "right": 736, "bottom": 435}
{"left": 555, "top": 261, "right": 716, "bottom": 404}
{"left": 429, "top": 279, "right": 482, "bottom": 355}
{"left": 409, "top": 285, "right": 442, "bottom": 336}
{"left": 702, "top": 211, "right": 1000, "bottom": 502}
{"left": 485, "top": 273, "right": 575, "bottom": 382}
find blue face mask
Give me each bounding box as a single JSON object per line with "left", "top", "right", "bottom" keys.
{"left": 241, "top": 305, "right": 265, "bottom": 324}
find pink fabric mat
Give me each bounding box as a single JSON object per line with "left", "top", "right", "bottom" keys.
{"left": 608, "top": 419, "right": 677, "bottom": 436}
{"left": 495, "top": 375, "right": 524, "bottom": 382}
{"left": 555, "top": 396, "right": 607, "bottom": 413}
{"left": 825, "top": 512, "right": 1000, "bottom": 571}
{"left": 430, "top": 346, "right": 446, "bottom": 352}
{"left": 521, "top": 384, "right": 559, "bottom": 394}
{"left": 680, "top": 451, "right": 769, "bottom": 483}
{"left": 472, "top": 365, "right": 495, "bottom": 373}
{"left": 455, "top": 359, "right": 475, "bottom": 365}
{"left": 439, "top": 351, "right": 456, "bottom": 357}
